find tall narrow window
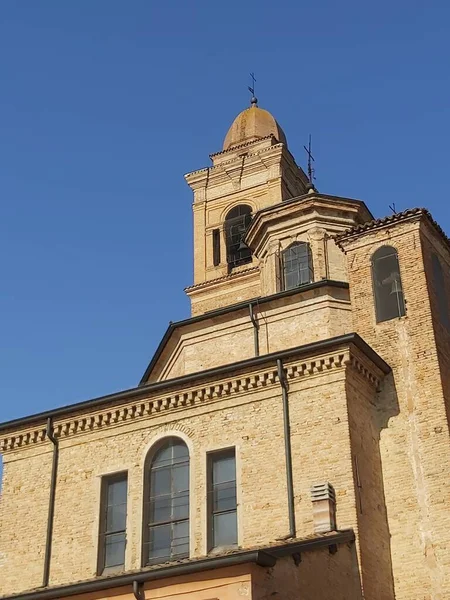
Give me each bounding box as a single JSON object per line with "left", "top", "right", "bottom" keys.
{"left": 143, "top": 438, "right": 190, "bottom": 565}
{"left": 432, "top": 253, "right": 450, "bottom": 330}
{"left": 208, "top": 449, "right": 237, "bottom": 550}
{"left": 98, "top": 472, "right": 128, "bottom": 575}
{"left": 212, "top": 228, "right": 221, "bottom": 266}
{"left": 372, "top": 245, "right": 406, "bottom": 323}
{"left": 225, "top": 205, "right": 252, "bottom": 269}
{"left": 282, "top": 242, "right": 313, "bottom": 290}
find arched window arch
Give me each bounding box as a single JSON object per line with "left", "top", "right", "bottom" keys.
{"left": 142, "top": 437, "right": 190, "bottom": 565}
{"left": 282, "top": 242, "right": 314, "bottom": 290}
{"left": 431, "top": 253, "right": 450, "bottom": 330}
{"left": 371, "top": 245, "right": 406, "bottom": 323}
{"left": 224, "top": 204, "right": 252, "bottom": 269}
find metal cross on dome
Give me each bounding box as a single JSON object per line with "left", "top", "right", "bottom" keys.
{"left": 248, "top": 72, "right": 257, "bottom": 105}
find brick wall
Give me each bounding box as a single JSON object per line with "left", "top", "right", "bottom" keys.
{"left": 339, "top": 217, "right": 450, "bottom": 599}
{"left": 0, "top": 342, "right": 379, "bottom": 596}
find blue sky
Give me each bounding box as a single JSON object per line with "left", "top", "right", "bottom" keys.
{"left": 1, "top": 0, "right": 449, "bottom": 423}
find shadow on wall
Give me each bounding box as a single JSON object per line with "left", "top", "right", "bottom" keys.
{"left": 253, "top": 544, "right": 364, "bottom": 600}
{"left": 350, "top": 371, "right": 400, "bottom": 600}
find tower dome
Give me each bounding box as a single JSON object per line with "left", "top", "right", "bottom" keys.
{"left": 223, "top": 100, "right": 287, "bottom": 151}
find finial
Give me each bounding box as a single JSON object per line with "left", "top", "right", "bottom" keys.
{"left": 248, "top": 72, "right": 258, "bottom": 106}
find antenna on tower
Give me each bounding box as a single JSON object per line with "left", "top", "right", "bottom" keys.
{"left": 248, "top": 72, "right": 257, "bottom": 105}
{"left": 389, "top": 203, "right": 397, "bottom": 214}
{"left": 303, "top": 134, "right": 316, "bottom": 186}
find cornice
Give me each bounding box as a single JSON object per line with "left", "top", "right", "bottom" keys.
{"left": 334, "top": 207, "right": 450, "bottom": 252}
{"left": 245, "top": 193, "right": 371, "bottom": 256}
{"left": 185, "top": 142, "right": 285, "bottom": 184}
{"left": 209, "top": 135, "right": 276, "bottom": 157}
{"left": 185, "top": 266, "right": 259, "bottom": 293}
{"left": 0, "top": 335, "right": 389, "bottom": 453}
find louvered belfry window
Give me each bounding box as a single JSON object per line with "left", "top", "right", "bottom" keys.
{"left": 431, "top": 253, "right": 450, "bottom": 330}
{"left": 371, "top": 245, "right": 406, "bottom": 323}
{"left": 224, "top": 205, "right": 252, "bottom": 269}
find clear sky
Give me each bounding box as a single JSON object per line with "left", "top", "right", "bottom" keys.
{"left": 1, "top": 0, "right": 449, "bottom": 424}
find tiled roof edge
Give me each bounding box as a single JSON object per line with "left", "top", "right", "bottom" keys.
{"left": 334, "top": 207, "right": 450, "bottom": 251}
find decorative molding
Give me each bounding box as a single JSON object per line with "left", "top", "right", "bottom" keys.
{"left": 209, "top": 135, "right": 277, "bottom": 157}
{"left": 185, "top": 141, "right": 284, "bottom": 181}
{"left": 0, "top": 346, "right": 383, "bottom": 453}
{"left": 185, "top": 266, "right": 259, "bottom": 293}
{"left": 350, "top": 356, "right": 381, "bottom": 388}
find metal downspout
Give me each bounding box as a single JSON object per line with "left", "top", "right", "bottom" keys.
{"left": 249, "top": 303, "right": 259, "bottom": 357}
{"left": 43, "top": 417, "right": 59, "bottom": 588}
{"left": 277, "top": 359, "right": 296, "bottom": 538}
{"left": 132, "top": 581, "right": 144, "bottom": 600}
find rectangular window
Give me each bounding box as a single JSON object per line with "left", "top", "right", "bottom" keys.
{"left": 98, "top": 472, "right": 128, "bottom": 574}
{"left": 208, "top": 449, "right": 237, "bottom": 550}
{"left": 213, "top": 229, "right": 221, "bottom": 267}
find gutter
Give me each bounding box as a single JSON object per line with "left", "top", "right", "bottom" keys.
{"left": 42, "top": 418, "right": 59, "bottom": 588}
{"left": 1, "top": 531, "right": 354, "bottom": 600}
{"left": 0, "top": 333, "right": 390, "bottom": 434}
{"left": 277, "top": 359, "right": 296, "bottom": 538}
{"left": 5, "top": 550, "right": 275, "bottom": 600}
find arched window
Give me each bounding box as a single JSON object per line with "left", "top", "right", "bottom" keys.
{"left": 432, "top": 253, "right": 450, "bottom": 330}
{"left": 371, "top": 245, "right": 406, "bottom": 323}
{"left": 282, "top": 242, "right": 314, "bottom": 290}
{"left": 225, "top": 205, "right": 252, "bottom": 269}
{"left": 142, "top": 437, "right": 189, "bottom": 565}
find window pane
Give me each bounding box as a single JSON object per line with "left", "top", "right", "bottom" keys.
{"left": 172, "top": 521, "right": 189, "bottom": 557}
{"left": 173, "top": 442, "right": 189, "bottom": 462}
{"left": 152, "top": 444, "right": 173, "bottom": 467}
{"left": 108, "top": 478, "right": 127, "bottom": 506}
{"left": 104, "top": 532, "right": 126, "bottom": 568}
{"left": 151, "top": 467, "right": 171, "bottom": 497}
{"left": 151, "top": 496, "right": 171, "bottom": 524}
{"left": 213, "top": 511, "right": 237, "bottom": 547}
{"left": 213, "top": 455, "right": 236, "bottom": 484}
{"left": 106, "top": 503, "right": 126, "bottom": 533}
{"left": 173, "top": 491, "right": 189, "bottom": 520}
{"left": 148, "top": 524, "right": 171, "bottom": 561}
{"left": 283, "top": 243, "right": 313, "bottom": 290}
{"left": 173, "top": 464, "right": 189, "bottom": 493}
{"left": 213, "top": 481, "right": 237, "bottom": 512}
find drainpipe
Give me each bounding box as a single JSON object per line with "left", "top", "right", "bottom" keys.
{"left": 249, "top": 303, "right": 259, "bottom": 357}
{"left": 132, "top": 581, "right": 144, "bottom": 600}
{"left": 43, "top": 417, "right": 59, "bottom": 588}
{"left": 277, "top": 359, "right": 296, "bottom": 538}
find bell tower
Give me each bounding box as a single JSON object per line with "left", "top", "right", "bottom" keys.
{"left": 185, "top": 99, "right": 310, "bottom": 315}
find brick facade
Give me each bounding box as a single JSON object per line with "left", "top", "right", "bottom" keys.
{"left": 1, "top": 104, "right": 449, "bottom": 600}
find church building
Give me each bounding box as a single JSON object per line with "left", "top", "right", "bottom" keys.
{"left": 1, "top": 98, "right": 450, "bottom": 600}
